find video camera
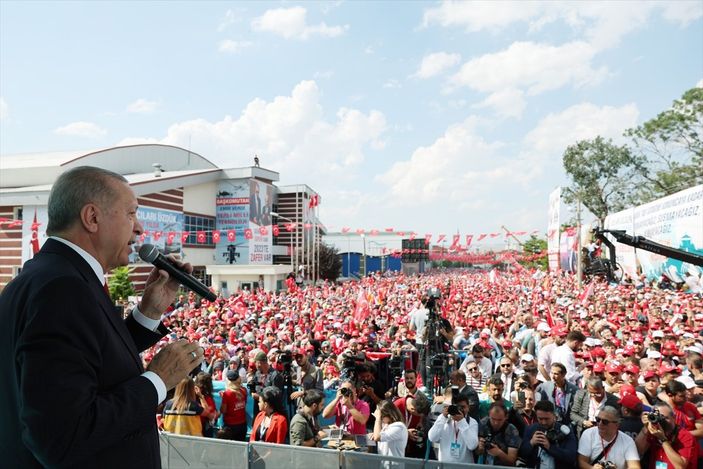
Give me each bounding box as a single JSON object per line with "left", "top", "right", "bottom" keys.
{"left": 538, "top": 424, "right": 571, "bottom": 444}
{"left": 425, "top": 287, "right": 442, "bottom": 313}
{"left": 278, "top": 351, "right": 294, "bottom": 373}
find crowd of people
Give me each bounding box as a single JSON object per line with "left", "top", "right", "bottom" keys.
{"left": 149, "top": 268, "right": 703, "bottom": 469}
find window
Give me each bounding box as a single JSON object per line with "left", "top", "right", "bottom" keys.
{"left": 184, "top": 214, "right": 215, "bottom": 246}
{"left": 13, "top": 207, "right": 23, "bottom": 220}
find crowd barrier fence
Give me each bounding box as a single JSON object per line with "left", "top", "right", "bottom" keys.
{"left": 159, "top": 432, "right": 515, "bottom": 469}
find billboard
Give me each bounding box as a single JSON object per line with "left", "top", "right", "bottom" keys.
{"left": 129, "top": 206, "right": 183, "bottom": 262}
{"left": 547, "top": 187, "right": 561, "bottom": 271}
{"left": 605, "top": 184, "right": 703, "bottom": 281}
{"left": 215, "top": 179, "right": 273, "bottom": 265}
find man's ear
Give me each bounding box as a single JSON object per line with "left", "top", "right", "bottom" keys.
{"left": 80, "top": 203, "right": 100, "bottom": 233}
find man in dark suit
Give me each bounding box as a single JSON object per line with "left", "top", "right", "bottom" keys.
{"left": 534, "top": 362, "right": 579, "bottom": 426}
{"left": 0, "top": 166, "right": 203, "bottom": 468}
{"left": 569, "top": 377, "right": 620, "bottom": 438}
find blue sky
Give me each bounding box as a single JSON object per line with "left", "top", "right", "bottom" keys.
{"left": 1, "top": 1, "right": 702, "bottom": 248}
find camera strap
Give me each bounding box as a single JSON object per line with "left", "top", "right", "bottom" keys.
{"left": 591, "top": 433, "right": 618, "bottom": 464}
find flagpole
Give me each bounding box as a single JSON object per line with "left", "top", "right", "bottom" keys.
{"left": 576, "top": 198, "right": 583, "bottom": 291}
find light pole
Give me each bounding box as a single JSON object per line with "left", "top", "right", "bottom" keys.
{"left": 271, "top": 211, "right": 295, "bottom": 271}
{"left": 368, "top": 240, "right": 386, "bottom": 273}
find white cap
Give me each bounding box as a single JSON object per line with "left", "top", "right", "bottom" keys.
{"left": 520, "top": 353, "right": 535, "bottom": 362}
{"left": 686, "top": 345, "right": 703, "bottom": 355}
{"left": 676, "top": 375, "right": 697, "bottom": 390}
{"left": 537, "top": 322, "right": 551, "bottom": 332}
{"left": 652, "top": 330, "right": 664, "bottom": 338}
{"left": 646, "top": 350, "right": 662, "bottom": 359}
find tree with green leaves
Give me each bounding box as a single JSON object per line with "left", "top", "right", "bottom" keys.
{"left": 520, "top": 236, "right": 548, "bottom": 270}
{"left": 108, "top": 266, "right": 135, "bottom": 302}
{"left": 562, "top": 136, "right": 644, "bottom": 225}
{"left": 319, "top": 242, "right": 342, "bottom": 281}
{"left": 626, "top": 86, "right": 703, "bottom": 201}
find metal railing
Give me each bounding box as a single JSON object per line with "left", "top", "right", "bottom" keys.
{"left": 159, "top": 432, "right": 514, "bottom": 469}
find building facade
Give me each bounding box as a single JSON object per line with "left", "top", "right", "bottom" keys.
{"left": 0, "top": 144, "right": 323, "bottom": 294}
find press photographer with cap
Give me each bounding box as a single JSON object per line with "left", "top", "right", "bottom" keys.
{"left": 635, "top": 402, "right": 698, "bottom": 469}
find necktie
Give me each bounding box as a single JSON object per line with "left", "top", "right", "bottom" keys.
{"left": 103, "top": 282, "right": 110, "bottom": 298}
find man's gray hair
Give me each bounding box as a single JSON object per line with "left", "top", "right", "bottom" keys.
{"left": 47, "top": 166, "right": 128, "bottom": 235}
{"left": 587, "top": 377, "right": 604, "bottom": 389}
{"left": 600, "top": 405, "right": 621, "bottom": 422}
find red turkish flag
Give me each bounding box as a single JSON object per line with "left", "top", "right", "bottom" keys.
{"left": 304, "top": 223, "right": 312, "bottom": 230}
{"left": 285, "top": 223, "right": 296, "bottom": 232}
{"left": 425, "top": 234, "right": 432, "bottom": 245}
{"left": 167, "top": 232, "right": 176, "bottom": 245}
{"left": 181, "top": 231, "right": 190, "bottom": 242}
{"left": 153, "top": 231, "right": 162, "bottom": 241}
{"left": 478, "top": 234, "right": 487, "bottom": 241}
{"left": 353, "top": 288, "right": 370, "bottom": 323}
{"left": 437, "top": 234, "right": 446, "bottom": 243}
{"left": 196, "top": 231, "right": 206, "bottom": 243}
{"left": 514, "top": 231, "right": 527, "bottom": 236}
{"left": 212, "top": 231, "right": 221, "bottom": 243}
{"left": 490, "top": 233, "right": 500, "bottom": 238}
{"left": 143, "top": 230, "right": 150, "bottom": 236}
{"left": 30, "top": 210, "right": 40, "bottom": 256}
{"left": 451, "top": 234, "right": 460, "bottom": 249}
{"left": 140, "top": 233, "right": 146, "bottom": 242}
{"left": 384, "top": 228, "right": 394, "bottom": 232}
{"left": 408, "top": 232, "right": 416, "bottom": 241}
{"left": 356, "top": 229, "right": 365, "bottom": 235}
{"left": 7, "top": 219, "right": 23, "bottom": 228}
{"left": 259, "top": 226, "right": 268, "bottom": 235}
{"left": 396, "top": 232, "right": 405, "bottom": 237}
{"left": 370, "top": 229, "right": 379, "bottom": 236}
{"left": 341, "top": 227, "right": 351, "bottom": 233}
{"left": 466, "top": 235, "right": 473, "bottom": 247}
{"left": 272, "top": 225, "right": 280, "bottom": 236}
{"left": 227, "top": 230, "right": 236, "bottom": 242}
{"left": 244, "top": 229, "right": 253, "bottom": 240}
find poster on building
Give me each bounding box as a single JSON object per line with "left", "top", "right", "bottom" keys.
{"left": 21, "top": 205, "right": 49, "bottom": 264}
{"left": 248, "top": 179, "right": 273, "bottom": 265}
{"left": 605, "top": 184, "right": 703, "bottom": 281}
{"left": 547, "top": 187, "right": 561, "bottom": 271}
{"left": 129, "top": 206, "right": 184, "bottom": 263}
{"left": 559, "top": 227, "right": 578, "bottom": 273}
{"left": 215, "top": 180, "right": 250, "bottom": 265}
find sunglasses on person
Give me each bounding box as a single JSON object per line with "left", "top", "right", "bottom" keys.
{"left": 595, "top": 417, "right": 617, "bottom": 425}
{"left": 467, "top": 366, "right": 478, "bottom": 371}
{"left": 500, "top": 363, "right": 512, "bottom": 368}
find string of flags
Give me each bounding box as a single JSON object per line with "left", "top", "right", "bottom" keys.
{"left": 0, "top": 217, "right": 570, "bottom": 247}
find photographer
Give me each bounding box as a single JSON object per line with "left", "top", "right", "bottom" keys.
{"left": 357, "top": 361, "right": 388, "bottom": 429}
{"left": 476, "top": 402, "right": 520, "bottom": 466}
{"left": 519, "top": 400, "right": 578, "bottom": 469}
{"left": 247, "top": 351, "right": 284, "bottom": 416}
{"left": 321, "top": 380, "right": 370, "bottom": 435}
{"left": 394, "top": 391, "right": 430, "bottom": 458}
{"left": 577, "top": 406, "right": 640, "bottom": 469}
{"left": 427, "top": 393, "right": 479, "bottom": 463}
{"left": 635, "top": 403, "right": 698, "bottom": 469}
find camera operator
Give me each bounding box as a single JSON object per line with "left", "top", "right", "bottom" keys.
{"left": 577, "top": 406, "right": 640, "bottom": 469}
{"left": 357, "top": 361, "right": 388, "bottom": 429}
{"left": 635, "top": 403, "right": 698, "bottom": 469}
{"left": 476, "top": 402, "right": 520, "bottom": 466}
{"left": 519, "top": 400, "right": 578, "bottom": 469}
{"left": 289, "top": 350, "right": 323, "bottom": 408}
{"left": 660, "top": 380, "right": 703, "bottom": 438}
{"left": 321, "top": 380, "right": 370, "bottom": 435}
{"left": 428, "top": 393, "right": 479, "bottom": 463}
{"left": 247, "top": 351, "right": 284, "bottom": 415}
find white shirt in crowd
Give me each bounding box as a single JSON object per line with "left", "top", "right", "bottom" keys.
{"left": 550, "top": 344, "right": 580, "bottom": 384}
{"left": 408, "top": 307, "right": 428, "bottom": 345}
{"left": 537, "top": 342, "right": 557, "bottom": 382}
{"left": 428, "top": 414, "right": 479, "bottom": 463}
{"left": 577, "top": 428, "right": 640, "bottom": 469}
{"left": 377, "top": 421, "right": 409, "bottom": 460}
{"left": 460, "top": 355, "right": 493, "bottom": 379}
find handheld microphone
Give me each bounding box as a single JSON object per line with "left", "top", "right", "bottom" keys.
{"left": 138, "top": 244, "right": 217, "bottom": 302}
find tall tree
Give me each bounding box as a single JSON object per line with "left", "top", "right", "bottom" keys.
{"left": 626, "top": 86, "right": 703, "bottom": 200}
{"left": 562, "top": 136, "right": 644, "bottom": 225}
{"left": 319, "top": 242, "right": 342, "bottom": 281}
{"left": 520, "top": 236, "right": 548, "bottom": 270}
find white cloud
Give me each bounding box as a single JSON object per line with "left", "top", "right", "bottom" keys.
{"left": 0, "top": 97, "right": 7, "bottom": 120}
{"left": 120, "top": 80, "right": 386, "bottom": 188}
{"left": 422, "top": 1, "right": 701, "bottom": 51}
{"left": 218, "top": 39, "right": 253, "bottom": 53}
{"left": 473, "top": 88, "right": 526, "bottom": 119}
{"left": 251, "top": 7, "right": 348, "bottom": 40}
{"left": 126, "top": 98, "right": 158, "bottom": 114}
{"left": 413, "top": 52, "right": 461, "bottom": 79}
{"left": 524, "top": 102, "right": 639, "bottom": 155}
{"left": 54, "top": 121, "right": 107, "bottom": 138}
{"left": 449, "top": 41, "right": 607, "bottom": 95}
{"left": 383, "top": 79, "right": 401, "bottom": 89}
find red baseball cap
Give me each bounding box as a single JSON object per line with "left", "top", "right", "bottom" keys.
{"left": 619, "top": 384, "right": 637, "bottom": 398}
{"left": 593, "top": 362, "right": 606, "bottom": 373}
{"left": 618, "top": 394, "right": 643, "bottom": 411}
{"left": 659, "top": 363, "right": 681, "bottom": 375}
{"left": 623, "top": 364, "right": 640, "bottom": 375}
{"left": 643, "top": 370, "right": 659, "bottom": 380}
{"left": 605, "top": 363, "right": 623, "bottom": 374}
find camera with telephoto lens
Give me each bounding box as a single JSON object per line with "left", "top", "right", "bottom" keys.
{"left": 340, "top": 387, "right": 352, "bottom": 398}
{"left": 483, "top": 434, "right": 495, "bottom": 450}
{"left": 425, "top": 287, "right": 442, "bottom": 311}
{"left": 543, "top": 424, "right": 570, "bottom": 443}
{"left": 414, "top": 429, "right": 424, "bottom": 447}
{"left": 447, "top": 405, "right": 461, "bottom": 416}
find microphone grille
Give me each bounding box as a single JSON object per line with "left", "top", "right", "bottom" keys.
{"left": 138, "top": 244, "right": 159, "bottom": 262}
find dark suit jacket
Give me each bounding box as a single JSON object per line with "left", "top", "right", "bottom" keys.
{"left": 569, "top": 388, "right": 620, "bottom": 438}
{"left": 534, "top": 380, "right": 579, "bottom": 425}
{"left": 518, "top": 423, "right": 578, "bottom": 469}
{"left": 0, "top": 239, "right": 167, "bottom": 468}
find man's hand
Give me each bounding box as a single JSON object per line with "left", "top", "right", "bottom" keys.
{"left": 290, "top": 391, "right": 304, "bottom": 400}
{"left": 647, "top": 422, "right": 666, "bottom": 441}
{"left": 140, "top": 256, "right": 193, "bottom": 320}
{"left": 486, "top": 443, "right": 503, "bottom": 456}
{"left": 583, "top": 420, "right": 595, "bottom": 428}
{"left": 147, "top": 339, "right": 203, "bottom": 390}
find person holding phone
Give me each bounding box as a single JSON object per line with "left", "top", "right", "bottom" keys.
{"left": 509, "top": 388, "right": 537, "bottom": 437}
{"left": 428, "top": 394, "right": 479, "bottom": 463}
